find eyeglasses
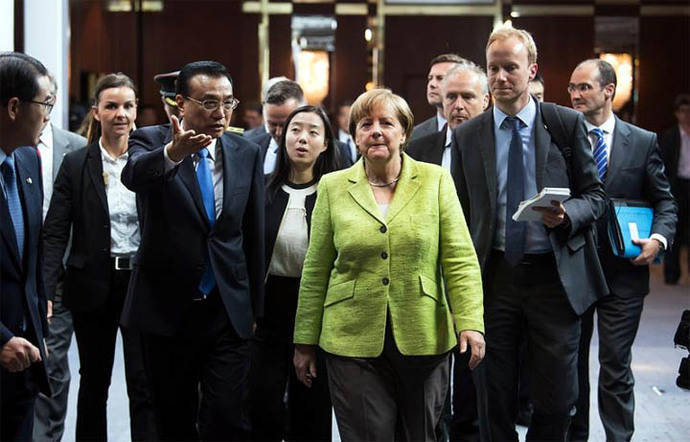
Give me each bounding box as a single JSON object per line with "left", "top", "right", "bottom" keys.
{"left": 26, "top": 97, "right": 56, "bottom": 115}
{"left": 567, "top": 83, "right": 595, "bottom": 94}
{"left": 185, "top": 96, "right": 240, "bottom": 112}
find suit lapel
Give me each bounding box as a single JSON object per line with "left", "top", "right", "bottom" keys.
{"left": 347, "top": 162, "right": 386, "bottom": 226}
{"left": 52, "top": 127, "right": 68, "bottom": 181}
{"left": 0, "top": 178, "right": 21, "bottom": 269}
{"left": 478, "top": 112, "right": 498, "bottom": 215}
{"left": 15, "top": 150, "right": 40, "bottom": 264}
{"left": 607, "top": 117, "right": 630, "bottom": 185}
{"left": 86, "top": 143, "right": 109, "bottom": 213}
{"left": 430, "top": 131, "right": 446, "bottom": 166}
{"left": 386, "top": 154, "right": 421, "bottom": 224}
{"left": 533, "top": 105, "right": 551, "bottom": 191}
{"left": 219, "top": 134, "right": 237, "bottom": 225}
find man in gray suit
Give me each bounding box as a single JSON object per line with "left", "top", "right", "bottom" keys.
{"left": 33, "top": 74, "right": 87, "bottom": 442}
{"left": 568, "top": 59, "right": 676, "bottom": 442}
{"left": 410, "top": 53, "right": 466, "bottom": 141}
{"left": 452, "top": 25, "right": 607, "bottom": 441}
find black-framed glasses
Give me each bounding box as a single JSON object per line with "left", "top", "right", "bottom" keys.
{"left": 26, "top": 98, "right": 56, "bottom": 115}
{"left": 185, "top": 96, "right": 240, "bottom": 112}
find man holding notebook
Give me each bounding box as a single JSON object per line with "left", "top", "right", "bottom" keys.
{"left": 568, "top": 58, "right": 676, "bottom": 442}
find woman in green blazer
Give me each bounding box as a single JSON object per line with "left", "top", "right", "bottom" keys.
{"left": 293, "top": 89, "right": 485, "bottom": 442}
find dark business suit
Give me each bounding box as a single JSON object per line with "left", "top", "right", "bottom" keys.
{"left": 407, "top": 129, "right": 484, "bottom": 442}
{"left": 570, "top": 117, "right": 676, "bottom": 442}
{"left": 244, "top": 124, "right": 267, "bottom": 140}
{"left": 1, "top": 146, "right": 50, "bottom": 441}
{"left": 249, "top": 132, "right": 354, "bottom": 172}
{"left": 410, "top": 114, "right": 442, "bottom": 141}
{"left": 453, "top": 102, "right": 608, "bottom": 441}
{"left": 34, "top": 126, "right": 86, "bottom": 442}
{"left": 660, "top": 125, "right": 689, "bottom": 283}
{"left": 42, "top": 142, "right": 154, "bottom": 440}
{"left": 121, "top": 125, "right": 265, "bottom": 441}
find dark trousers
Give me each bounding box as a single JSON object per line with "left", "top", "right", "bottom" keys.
{"left": 326, "top": 321, "right": 450, "bottom": 442}
{"left": 436, "top": 351, "right": 482, "bottom": 442}
{"left": 71, "top": 268, "right": 155, "bottom": 441}
{"left": 141, "top": 291, "right": 251, "bottom": 441}
{"left": 484, "top": 251, "right": 580, "bottom": 442}
{"left": 1, "top": 345, "right": 38, "bottom": 441}
{"left": 665, "top": 177, "right": 690, "bottom": 283}
{"left": 570, "top": 293, "right": 645, "bottom": 442}
{"left": 249, "top": 275, "right": 332, "bottom": 442}
{"left": 33, "top": 280, "right": 73, "bottom": 442}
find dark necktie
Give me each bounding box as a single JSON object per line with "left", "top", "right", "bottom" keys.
{"left": 2, "top": 155, "right": 25, "bottom": 260}
{"left": 504, "top": 117, "right": 526, "bottom": 266}
{"left": 196, "top": 148, "right": 216, "bottom": 296}
{"left": 591, "top": 128, "right": 608, "bottom": 181}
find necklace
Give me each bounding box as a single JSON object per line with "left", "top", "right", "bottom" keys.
{"left": 367, "top": 174, "right": 400, "bottom": 187}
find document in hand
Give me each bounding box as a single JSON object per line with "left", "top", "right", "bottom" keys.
{"left": 511, "top": 187, "right": 571, "bottom": 222}
{"left": 607, "top": 199, "right": 654, "bottom": 259}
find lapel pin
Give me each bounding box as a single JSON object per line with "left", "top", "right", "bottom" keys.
{"left": 26, "top": 177, "right": 32, "bottom": 184}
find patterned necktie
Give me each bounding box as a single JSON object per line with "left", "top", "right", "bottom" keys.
{"left": 196, "top": 148, "right": 216, "bottom": 296}
{"left": 504, "top": 117, "right": 526, "bottom": 266}
{"left": 591, "top": 128, "right": 608, "bottom": 181}
{"left": 2, "top": 155, "right": 25, "bottom": 260}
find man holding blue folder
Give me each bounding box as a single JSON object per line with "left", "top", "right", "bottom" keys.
{"left": 568, "top": 58, "right": 677, "bottom": 442}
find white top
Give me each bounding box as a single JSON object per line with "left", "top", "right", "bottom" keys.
{"left": 38, "top": 123, "right": 54, "bottom": 220}
{"left": 268, "top": 183, "right": 318, "bottom": 278}
{"left": 99, "top": 140, "right": 140, "bottom": 255}
{"left": 378, "top": 202, "right": 390, "bottom": 218}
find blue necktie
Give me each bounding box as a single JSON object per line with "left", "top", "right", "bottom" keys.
{"left": 196, "top": 148, "right": 216, "bottom": 296}
{"left": 591, "top": 128, "right": 608, "bottom": 181}
{"left": 2, "top": 155, "right": 25, "bottom": 260}
{"left": 504, "top": 117, "right": 526, "bottom": 266}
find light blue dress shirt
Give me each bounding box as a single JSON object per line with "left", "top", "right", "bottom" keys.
{"left": 493, "top": 97, "right": 552, "bottom": 254}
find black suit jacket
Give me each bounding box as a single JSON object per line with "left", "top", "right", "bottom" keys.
{"left": 405, "top": 130, "right": 446, "bottom": 166}
{"left": 410, "top": 115, "right": 440, "bottom": 141}
{"left": 659, "top": 125, "right": 682, "bottom": 190}
{"left": 452, "top": 103, "right": 608, "bottom": 315}
{"left": 249, "top": 132, "right": 354, "bottom": 172}
{"left": 43, "top": 142, "right": 125, "bottom": 311}
{"left": 0, "top": 146, "right": 50, "bottom": 395}
{"left": 598, "top": 117, "right": 676, "bottom": 297}
{"left": 120, "top": 125, "right": 265, "bottom": 339}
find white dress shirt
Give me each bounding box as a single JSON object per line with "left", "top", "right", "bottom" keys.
{"left": 584, "top": 113, "right": 667, "bottom": 249}
{"left": 442, "top": 127, "right": 452, "bottom": 171}
{"left": 338, "top": 129, "right": 357, "bottom": 163}
{"left": 38, "top": 123, "right": 54, "bottom": 220}
{"left": 163, "top": 125, "right": 224, "bottom": 219}
{"left": 100, "top": 141, "right": 140, "bottom": 255}
{"left": 264, "top": 137, "right": 279, "bottom": 175}
{"left": 436, "top": 111, "right": 448, "bottom": 132}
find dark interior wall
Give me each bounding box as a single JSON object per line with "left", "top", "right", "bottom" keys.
{"left": 513, "top": 16, "right": 595, "bottom": 106}
{"left": 638, "top": 15, "right": 690, "bottom": 134}
{"left": 333, "top": 15, "right": 368, "bottom": 110}
{"left": 383, "top": 15, "right": 493, "bottom": 125}
{"left": 268, "top": 14, "right": 293, "bottom": 80}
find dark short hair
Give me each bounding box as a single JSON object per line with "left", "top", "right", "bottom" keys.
{"left": 266, "top": 105, "right": 342, "bottom": 200}
{"left": 531, "top": 73, "right": 544, "bottom": 85}
{"left": 0, "top": 52, "right": 48, "bottom": 105}
{"left": 674, "top": 94, "right": 690, "bottom": 111}
{"left": 428, "top": 53, "right": 466, "bottom": 70}
{"left": 264, "top": 80, "right": 304, "bottom": 105}
{"left": 176, "top": 61, "right": 233, "bottom": 97}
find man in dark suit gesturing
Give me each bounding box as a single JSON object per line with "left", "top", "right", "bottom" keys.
{"left": 453, "top": 26, "right": 608, "bottom": 440}
{"left": 0, "top": 52, "right": 53, "bottom": 441}
{"left": 121, "top": 61, "right": 265, "bottom": 441}
{"left": 568, "top": 59, "right": 676, "bottom": 442}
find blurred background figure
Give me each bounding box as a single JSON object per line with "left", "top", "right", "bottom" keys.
{"left": 243, "top": 101, "right": 263, "bottom": 130}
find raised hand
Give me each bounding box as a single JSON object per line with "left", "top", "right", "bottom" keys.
{"left": 165, "top": 115, "right": 214, "bottom": 162}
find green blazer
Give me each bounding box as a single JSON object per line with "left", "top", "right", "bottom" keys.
{"left": 294, "top": 153, "right": 484, "bottom": 358}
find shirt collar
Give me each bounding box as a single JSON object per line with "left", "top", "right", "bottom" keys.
{"left": 679, "top": 125, "right": 690, "bottom": 138}
{"left": 269, "top": 136, "right": 279, "bottom": 153}
{"left": 493, "top": 96, "right": 537, "bottom": 131}
{"left": 98, "top": 139, "right": 128, "bottom": 162}
{"left": 39, "top": 122, "right": 53, "bottom": 147}
{"left": 445, "top": 126, "right": 452, "bottom": 147}
{"left": 584, "top": 112, "right": 616, "bottom": 135}
{"left": 437, "top": 111, "right": 448, "bottom": 132}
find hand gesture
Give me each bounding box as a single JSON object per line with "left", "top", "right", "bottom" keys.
{"left": 165, "top": 115, "right": 213, "bottom": 163}
{"left": 294, "top": 344, "right": 317, "bottom": 387}
{"left": 0, "top": 337, "right": 41, "bottom": 372}
{"left": 459, "top": 330, "right": 485, "bottom": 370}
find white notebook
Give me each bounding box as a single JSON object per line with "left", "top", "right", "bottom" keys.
{"left": 512, "top": 187, "right": 571, "bottom": 222}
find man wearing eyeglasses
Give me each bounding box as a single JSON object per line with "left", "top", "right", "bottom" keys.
{"left": 0, "top": 51, "right": 53, "bottom": 441}
{"left": 121, "top": 60, "right": 264, "bottom": 441}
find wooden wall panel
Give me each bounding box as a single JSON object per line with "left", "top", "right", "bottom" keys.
{"left": 638, "top": 15, "right": 690, "bottom": 134}
{"left": 384, "top": 15, "right": 493, "bottom": 125}
{"left": 513, "top": 16, "right": 595, "bottom": 106}
{"left": 332, "top": 15, "right": 368, "bottom": 111}
{"left": 268, "top": 14, "right": 293, "bottom": 80}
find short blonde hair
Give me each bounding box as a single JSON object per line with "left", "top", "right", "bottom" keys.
{"left": 487, "top": 24, "right": 538, "bottom": 65}
{"left": 349, "top": 88, "right": 414, "bottom": 144}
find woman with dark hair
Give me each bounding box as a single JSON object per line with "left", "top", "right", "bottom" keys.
{"left": 250, "top": 105, "right": 341, "bottom": 442}
{"left": 42, "top": 73, "right": 155, "bottom": 440}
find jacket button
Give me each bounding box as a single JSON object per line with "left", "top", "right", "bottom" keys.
{"left": 382, "top": 277, "right": 389, "bottom": 286}
{"left": 381, "top": 251, "right": 388, "bottom": 259}
{"left": 380, "top": 226, "right": 387, "bottom": 233}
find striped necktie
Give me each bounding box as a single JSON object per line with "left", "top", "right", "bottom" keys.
{"left": 591, "top": 128, "right": 608, "bottom": 181}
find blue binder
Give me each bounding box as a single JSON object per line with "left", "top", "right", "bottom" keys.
{"left": 607, "top": 199, "right": 654, "bottom": 259}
